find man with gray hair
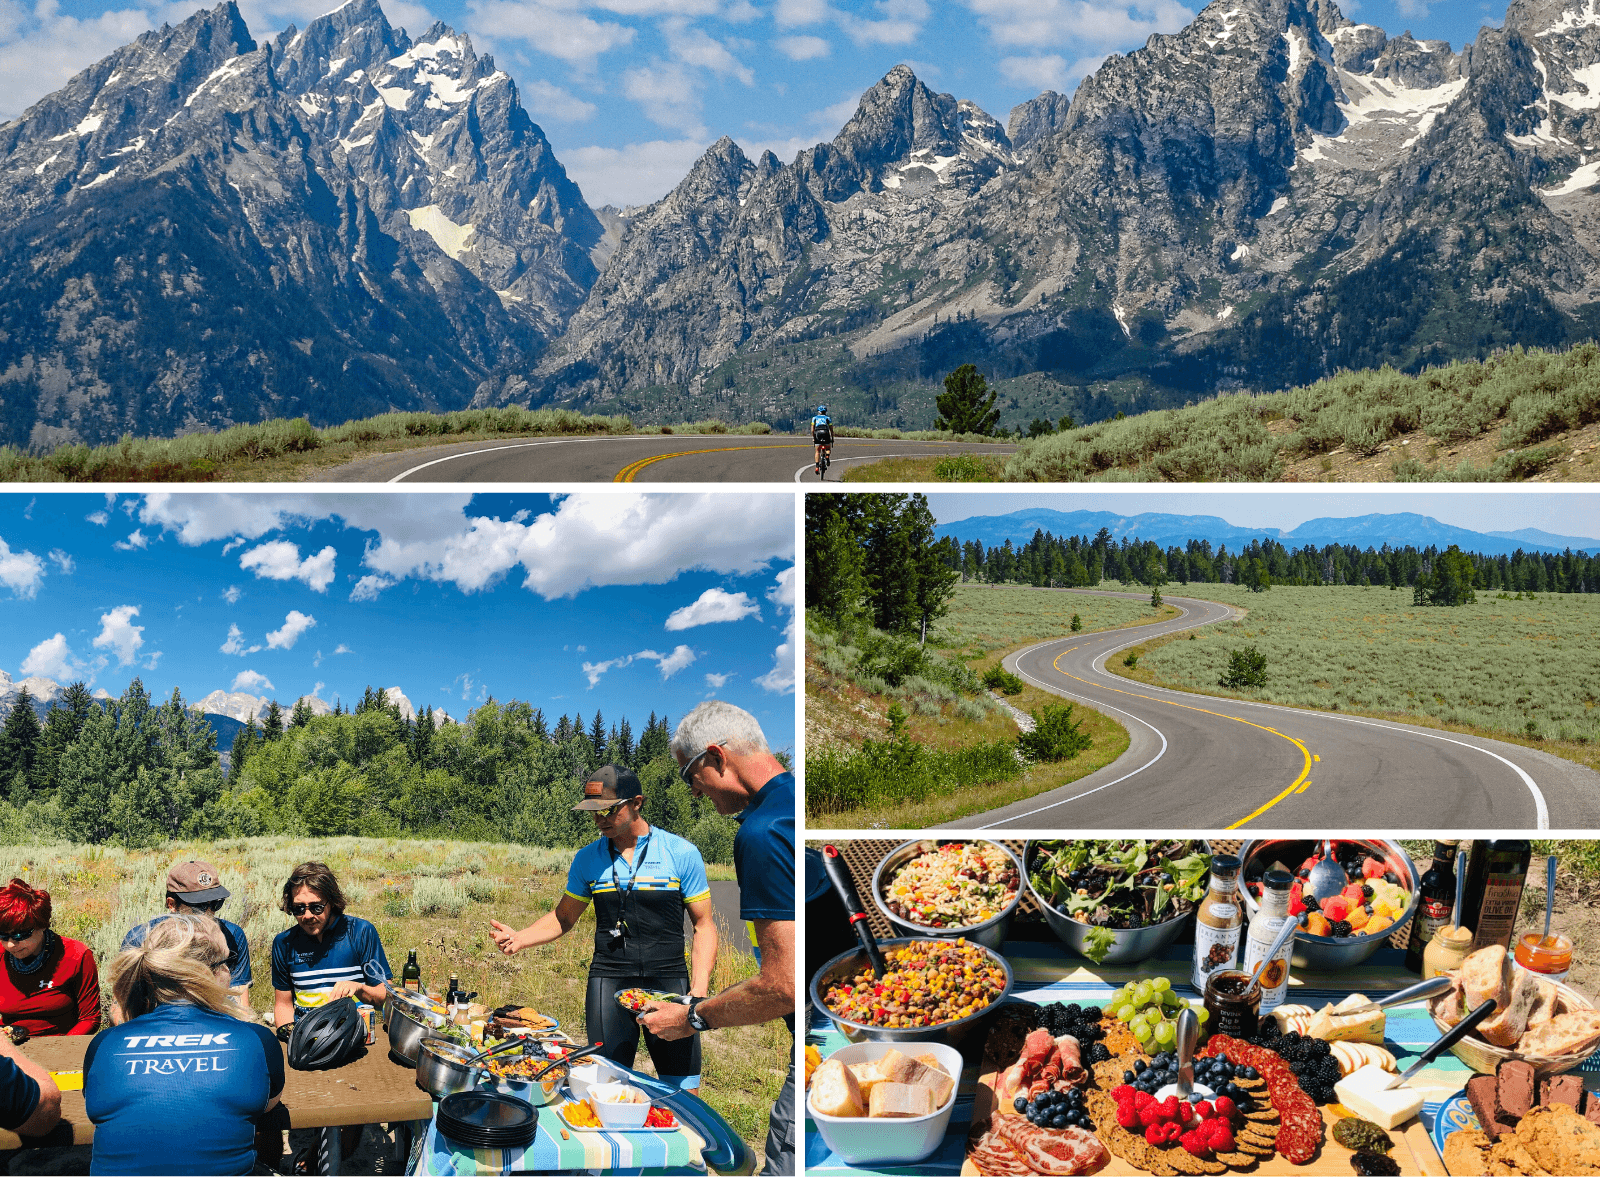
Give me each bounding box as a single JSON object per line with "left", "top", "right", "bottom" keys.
{"left": 639, "top": 700, "right": 795, "bottom": 1175}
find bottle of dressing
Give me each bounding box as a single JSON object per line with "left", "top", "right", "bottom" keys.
{"left": 1242, "top": 869, "right": 1295, "bottom": 1012}
{"left": 1191, "top": 854, "right": 1244, "bottom": 993}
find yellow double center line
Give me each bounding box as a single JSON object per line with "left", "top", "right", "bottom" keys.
{"left": 613, "top": 446, "right": 781, "bottom": 482}
{"left": 1049, "top": 645, "right": 1314, "bottom": 828}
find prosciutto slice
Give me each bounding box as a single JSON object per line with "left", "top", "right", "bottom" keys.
{"left": 992, "top": 1113, "right": 1109, "bottom": 1176}
{"left": 994, "top": 1028, "right": 1086, "bottom": 1109}
{"left": 969, "top": 1127, "right": 1033, "bottom": 1176}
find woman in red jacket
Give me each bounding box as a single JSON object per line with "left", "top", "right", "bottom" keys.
{"left": 0, "top": 879, "right": 101, "bottom": 1037}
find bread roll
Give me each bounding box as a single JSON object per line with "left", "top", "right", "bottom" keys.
{"left": 810, "top": 1058, "right": 866, "bottom": 1118}
{"left": 1479, "top": 968, "right": 1543, "bottom": 1048}
{"left": 1462, "top": 945, "right": 1511, "bottom": 1013}
{"left": 1518, "top": 1009, "right": 1600, "bottom": 1058}
{"left": 869, "top": 1082, "right": 934, "bottom": 1118}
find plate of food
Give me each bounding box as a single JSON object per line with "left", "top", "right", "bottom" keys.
{"left": 614, "top": 987, "right": 690, "bottom": 1014}
{"left": 491, "top": 1005, "right": 560, "bottom": 1032}
{"left": 1430, "top": 1060, "right": 1600, "bottom": 1175}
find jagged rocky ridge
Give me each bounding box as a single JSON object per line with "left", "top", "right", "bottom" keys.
{"left": 0, "top": 0, "right": 599, "bottom": 446}
{"left": 492, "top": 0, "right": 1600, "bottom": 421}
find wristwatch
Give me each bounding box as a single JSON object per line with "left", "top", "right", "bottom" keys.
{"left": 686, "top": 996, "right": 711, "bottom": 1032}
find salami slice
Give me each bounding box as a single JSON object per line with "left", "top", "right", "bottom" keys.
{"left": 970, "top": 1128, "right": 1033, "bottom": 1176}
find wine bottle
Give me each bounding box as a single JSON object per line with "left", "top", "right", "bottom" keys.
{"left": 1404, "top": 840, "right": 1458, "bottom": 972}
{"left": 402, "top": 948, "right": 422, "bottom": 991}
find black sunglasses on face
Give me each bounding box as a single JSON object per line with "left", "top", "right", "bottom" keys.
{"left": 289, "top": 902, "right": 327, "bottom": 916}
{"left": 190, "top": 900, "right": 224, "bottom": 913}
{"left": 0, "top": 929, "right": 37, "bottom": 943}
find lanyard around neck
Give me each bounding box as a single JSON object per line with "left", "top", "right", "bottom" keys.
{"left": 609, "top": 828, "right": 652, "bottom": 901}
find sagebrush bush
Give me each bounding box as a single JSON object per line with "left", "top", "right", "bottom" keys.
{"left": 411, "top": 876, "right": 465, "bottom": 917}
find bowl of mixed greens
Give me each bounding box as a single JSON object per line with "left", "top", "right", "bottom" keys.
{"left": 1024, "top": 839, "right": 1213, "bottom": 964}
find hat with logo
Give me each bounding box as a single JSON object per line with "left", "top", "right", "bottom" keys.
{"left": 166, "top": 860, "right": 230, "bottom": 905}
{"left": 571, "top": 764, "right": 644, "bottom": 811}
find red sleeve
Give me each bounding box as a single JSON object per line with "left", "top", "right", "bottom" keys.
{"left": 68, "top": 945, "right": 102, "bottom": 1035}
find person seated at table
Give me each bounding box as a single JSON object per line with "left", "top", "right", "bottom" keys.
{"left": 490, "top": 765, "right": 717, "bottom": 1094}
{"left": 271, "top": 861, "right": 390, "bottom": 1166}
{"left": 120, "top": 859, "right": 253, "bottom": 1016}
{"left": 0, "top": 878, "right": 101, "bottom": 1038}
{"left": 83, "top": 914, "right": 282, "bottom": 1175}
{"left": 1, "top": 1031, "right": 61, "bottom": 1138}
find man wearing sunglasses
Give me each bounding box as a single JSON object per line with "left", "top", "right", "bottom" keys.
{"left": 118, "top": 861, "right": 253, "bottom": 1014}
{"left": 270, "top": 862, "right": 392, "bottom": 1029}
{"left": 489, "top": 765, "right": 718, "bottom": 1093}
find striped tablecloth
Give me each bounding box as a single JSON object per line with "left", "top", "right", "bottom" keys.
{"left": 804, "top": 940, "right": 1600, "bottom": 1176}
{"left": 411, "top": 1103, "right": 706, "bottom": 1175}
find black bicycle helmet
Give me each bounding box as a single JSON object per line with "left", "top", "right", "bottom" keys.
{"left": 287, "top": 997, "right": 366, "bottom": 1070}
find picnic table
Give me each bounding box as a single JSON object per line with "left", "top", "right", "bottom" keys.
{"left": 0, "top": 1027, "right": 432, "bottom": 1172}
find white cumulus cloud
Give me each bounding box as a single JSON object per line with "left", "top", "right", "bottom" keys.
{"left": 113, "top": 529, "right": 149, "bottom": 551}
{"left": 665, "top": 587, "right": 759, "bottom": 630}
{"left": 637, "top": 644, "right": 697, "bottom": 679}
{"left": 755, "top": 565, "right": 797, "bottom": 693}
{"left": 522, "top": 78, "right": 598, "bottom": 122}
{"left": 465, "top": 1, "right": 636, "bottom": 69}
{"left": 0, "top": 537, "right": 46, "bottom": 598}
{"left": 93, "top": 605, "right": 145, "bottom": 667}
{"left": 222, "top": 585, "right": 241, "bottom": 604}
{"left": 220, "top": 624, "right": 249, "bottom": 655}
{"left": 48, "top": 549, "right": 74, "bottom": 574}
{"left": 774, "top": 34, "right": 830, "bottom": 59}
{"left": 265, "top": 610, "right": 317, "bottom": 650}
{"left": 962, "top": 0, "right": 1194, "bottom": 51}
{"left": 239, "top": 540, "right": 337, "bottom": 592}
{"left": 21, "top": 633, "right": 78, "bottom": 680}
{"left": 703, "top": 671, "right": 732, "bottom": 689}
{"left": 231, "top": 669, "right": 274, "bottom": 692}
{"left": 561, "top": 137, "right": 710, "bottom": 206}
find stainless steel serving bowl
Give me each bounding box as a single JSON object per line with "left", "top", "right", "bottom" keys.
{"left": 386, "top": 1004, "right": 433, "bottom": 1067}
{"left": 484, "top": 1056, "right": 567, "bottom": 1108}
{"left": 808, "top": 937, "right": 1013, "bottom": 1045}
{"left": 870, "top": 838, "right": 1025, "bottom": 951}
{"left": 1022, "top": 839, "right": 1208, "bottom": 964}
{"left": 1237, "top": 838, "right": 1419, "bottom": 971}
{"left": 415, "top": 1036, "right": 489, "bottom": 1098}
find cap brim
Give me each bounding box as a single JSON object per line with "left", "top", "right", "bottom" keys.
{"left": 174, "top": 886, "right": 230, "bottom": 904}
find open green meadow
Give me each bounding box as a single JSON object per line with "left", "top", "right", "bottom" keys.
{"left": 1095, "top": 582, "right": 1600, "bottom": 765}
{"left": 936, "top": 583, "right": 1180, "bottom": 672}
{"left": 0, "top": 837, "right": 781, "bottom": 1159}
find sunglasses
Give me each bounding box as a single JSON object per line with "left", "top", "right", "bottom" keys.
{"left": 0, "top": 929, "right": 37, "bottom": 943}
{"left": 678, "top": 744, "right": 723, "bottom": 785}
{"left": 190, "top": 899, "right": 225, "bottom": 913}
{"left": 289, "top": 902, "right": 327, "bottom": 916}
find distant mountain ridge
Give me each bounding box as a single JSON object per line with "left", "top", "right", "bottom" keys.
{"left": 934, "top": 509, "right": 1597, "bottom": 558}
{"left": 1, "top": 674, "right": 440, "bottom": 726}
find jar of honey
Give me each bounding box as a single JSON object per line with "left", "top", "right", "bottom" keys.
{"left": 1514, "top": 931, "right": 1572, "bottom": 982}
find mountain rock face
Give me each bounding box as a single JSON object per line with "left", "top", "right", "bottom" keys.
{"left": 0, "top": 0, "right": 600, "bottom": 447}
{"left": 491, "top": 0, "right": 1600, "bottom": 423}
{"left": 195, "top": 688, "right": 331, "bottom": 721}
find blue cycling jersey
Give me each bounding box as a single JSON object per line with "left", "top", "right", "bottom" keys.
{"left": 270, "top": 914, "right": 391, "bottom": 1015}
{"left": 123, "top": 915, "right": 252, "bottom": 989}
{"left": 811, "top": 414, "right": 831, "bottom": 428}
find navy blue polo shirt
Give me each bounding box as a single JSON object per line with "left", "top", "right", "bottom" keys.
{"left": 1, "top": 1056, "right": 40, "bottom": 1132}
{"left": 734, "top": 771, "right": 795, "bottom": 1030}
{"left": 83, "top": 1003, "right": 282, "bottom": 1175}
{"left": 270, "top": 914, "right": 391, "bottom": 1015}
{"left": 122, "top": 916, "right": 253, "bottom": 989}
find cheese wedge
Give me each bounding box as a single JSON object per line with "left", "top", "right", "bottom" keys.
{"left": 1335, "top": 1064, "right": 1424, "bottom": 1130}
{"left": 1308, "top": 994, "right": 1386, "bottom": 1044}
{"left": 810, "top": 1059, "right": 866, "bottom": 1118}
{"left": 869, "top": 1081, "right": 934, "bottom": 1119}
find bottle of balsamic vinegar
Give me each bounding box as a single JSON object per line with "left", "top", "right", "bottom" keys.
{"left": 1404, "top": 840, "right": 1458, "bottom": 972}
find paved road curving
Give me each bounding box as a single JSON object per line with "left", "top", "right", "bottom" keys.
{"left": 940, "top": 590, "right": 1600, "bottom": 832}
{"left": 313, "top": 435, "right": 1013, "bottom": 483}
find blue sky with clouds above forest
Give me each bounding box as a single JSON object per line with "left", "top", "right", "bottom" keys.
{"left": 1, "top": 1, "right": 1513, "bottom": 205}
{"left": 0, "top": 492, "right": 796, "bottom": 747}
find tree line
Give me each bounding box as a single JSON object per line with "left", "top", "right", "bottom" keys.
{"left": 0, "top": 681, "right": 740, "bottom": 860}
{"left": 939, "top": 527, "right": 1600, "bottom": 600}
{"left": 804, "top": 494, "right": 959, "bottom": 636}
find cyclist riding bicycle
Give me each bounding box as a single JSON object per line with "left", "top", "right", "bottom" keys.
{"left": 811, "top": 406, "right": 833, "bottom": 475}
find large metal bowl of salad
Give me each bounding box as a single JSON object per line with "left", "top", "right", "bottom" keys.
{"left": 1024, "top": 839, "right": 1213, "bottom": 964}
{"left": 870, "top": 838, "right": 1025, "bottom": 950}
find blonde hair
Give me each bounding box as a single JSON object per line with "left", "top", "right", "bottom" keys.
{"left": 109, "top": 913, "right": 237, "bottom": 1023}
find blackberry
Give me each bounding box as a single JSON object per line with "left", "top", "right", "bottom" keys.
{"left": 1088, "top": 1042, "right": 1111, "bottom": 1065}
{"left": 1063, "top": 1003, "right": 1083, "bottom": 1021}
{"left": 1331, "top": 920, "right": 1353, "bottom": 938}
{"left": 1360, "top": 884, "right": 1374, "bottom": 900}
{"left": 1081, "top": 1006, "right": 1103, "bottom": 1022}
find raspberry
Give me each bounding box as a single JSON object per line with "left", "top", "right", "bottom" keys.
{"left": 1158, "top": 1096, "right": 1180, "bottom": 1121}
{"left": 1145, "top": 1125, "right": 1167, "bottom": 1146}
{"left": 1134, "top": 1090, "right": 1157, "bottom": 1111}
{"left": 1195, "top": 1100, "right": 1214, "bottom": 1119}
{"left": 1214, "top": 1096, "right": 1237, "bottom": 1119}
{"left": 1179, "top": 1101, "right": 1194, "bottom": 1124}
{"left": 1117, "top": 1105, "right": 1140, "bottom": 1130}
{"left": 1207, "top": 1126, "right": 1236, "bottom": 1152}
{"left": 1180, "top": 1129, "right": 1209, "bottom": 1156}
{"left": 1110, "top": 1084, "right": 1134, "bottom": 1103}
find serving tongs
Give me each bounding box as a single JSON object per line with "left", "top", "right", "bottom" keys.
{"left": 823, "top": 843, "right": 886, "bottom": 978}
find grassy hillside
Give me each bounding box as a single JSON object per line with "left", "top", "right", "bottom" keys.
{"left": 0, "top": 836, "right": 782, "bottom": 1156}
{"left": 1094, "top": 582, "right": 1600, "bottom": 772}
{"left": 806, "top": 586, "right": 1188, "bottom": 827}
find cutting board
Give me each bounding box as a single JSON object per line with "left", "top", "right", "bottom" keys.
{"left": 960, "top": 1036, "right": 1445, "bottom": 1177}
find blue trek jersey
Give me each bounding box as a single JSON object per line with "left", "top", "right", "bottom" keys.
{"left": 734, "top": 771, "right": 796, "bottom": 1030}
{"left": 1, "top": 1056, "right": 40, "bottom": 1132}
{"left": 122, "top": 915, "right": 253, "bottom": 988}
{"left": 270, "top": 914, "right": 391, "bottom": 1015}
{"left": 83, "top": 1003, "right": 282, "bottom": 1175}
{"left": 564, "top": 828, "right": 710, "bottom": 977}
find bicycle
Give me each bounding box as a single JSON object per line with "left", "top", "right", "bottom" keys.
{"left": 815, "top": 439, "right": 831, "bottom": 479}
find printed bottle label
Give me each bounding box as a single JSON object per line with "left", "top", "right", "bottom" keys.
{"left": 1192, "top": 921, "right": 1243, "bottom": 991}
{"left": 1242, "top": 918, "right": 1293, "bottom": 1012}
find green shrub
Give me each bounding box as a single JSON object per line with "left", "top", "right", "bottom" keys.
{"left": 933, "top": 454, "right": 1005, "bottom": 482}
{"left": 982, "top": 663, "right": 1024, "bottom": 695}
{"left": 1219, "top": 647, "right": 1268, "bottom": 689}
{"left": 460, "top": 874, "right": 499, "bottom": 902}
{"left": 1017, "top": 703, "right": 1092, "bottom": 762}
{"left": 411, "top": 876, "right": 464, "bottom": 917}
{"left": 1123, "top": 652, "right": 1141, "bottom": 668}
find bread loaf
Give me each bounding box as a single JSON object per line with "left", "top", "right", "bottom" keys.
{"left": 810, "top": 1059, "right": 866, "bottom": 1118}
{"left": 869, "top": 1082, "right": 934, "bottom": 1119}
{"left": 1462, "top": 945, "right": 1512, "bottom": 1013}
{"left": 1479, "top": 968, "right": 1544, "bottom": 1048}
{"left": 1518, "top": 1009, "right": 1600, "bottom": 1058}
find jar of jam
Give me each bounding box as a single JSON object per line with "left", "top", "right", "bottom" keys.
{"left": 1422, "top": 924, "right": 1474, "bottom": 979}
{"left": 1202, "top": 968, "right": 1262, "bottom": 1041}
{"left": 1514, "top": 932, "right": 1573, "bottom": 982}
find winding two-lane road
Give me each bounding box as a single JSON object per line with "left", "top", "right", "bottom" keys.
{"left": 942, "top": 591, "right": 1600, "bottom": 832}
{"left": 314, "top": 435, "right": 1012, "bottom": 483}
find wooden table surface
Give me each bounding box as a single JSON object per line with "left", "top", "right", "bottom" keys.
{"left": 1, "top": 1025, "right": 434, "bottom": 1150}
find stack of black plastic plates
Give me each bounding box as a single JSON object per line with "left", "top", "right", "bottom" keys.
{"left": 437, "top": 1090, "right": 539, "bottom": 1148}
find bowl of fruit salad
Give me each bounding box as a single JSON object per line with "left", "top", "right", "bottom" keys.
{"left": 1237, "top": 839, "right": 1419, "bottom": 970}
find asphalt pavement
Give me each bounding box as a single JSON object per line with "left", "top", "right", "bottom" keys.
{"left": 941, "top": 590, "right": 1600, "bottom": 832}
{"left": 313, "top": 434, "right": 1013, "bottom": 483}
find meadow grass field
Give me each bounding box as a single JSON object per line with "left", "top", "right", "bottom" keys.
{"left": 0, "top": 837, "right": 783, "bottom": 1162}
{"left": 806, "top": 586, "right": 1184, "bottom": 826}
{"left": 1095, "top": 582, "right": 1600, "bottom": 771}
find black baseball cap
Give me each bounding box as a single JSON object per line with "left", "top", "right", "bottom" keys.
{"left": 572, "top": 764, "right": 643, "bottom": 811}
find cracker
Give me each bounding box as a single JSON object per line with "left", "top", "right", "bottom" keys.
{"left": 1165, "top": 1146, "right": 1226, "bottom": 1176}
{"left": 1146, "top": 1155, "right": 1178, "bottom": 1176}
{"left": 1215, "top": 1148, "right": 1259, "bottom": 1169}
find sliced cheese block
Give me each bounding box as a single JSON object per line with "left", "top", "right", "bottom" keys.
{"left": 1334, "top": 1064, "right": 1424, "bottom": 1130}
{"left": 810, "top": 1059, "right": 866, "bottom": 1118}
{"left": 1272, "top": 1004, "right": 1315, "bottom": 1034}
{"left": 869, "top": 1081, "right": 934, "bottom": 1119}
{"left": 1308, "top": 994, "right": 1387, "bottom": 1044}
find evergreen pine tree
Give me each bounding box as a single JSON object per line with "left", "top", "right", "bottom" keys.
{"left": 0, "top": 687, "right": 43, "bottom": 790}
{"left": 231, "top": 713, "right": 258, "bottom": 778}
{"left": 554, "top": 714, "right": 573, "bottom": 742}
{"left": 37, "top": 681, "right": 96, "bottom": 793}
{"left": 589, "top": 710, "right": 607, "bottom": 762}
{"left": 290, "top": 697, "right": 313, "bottom": 727}
{"left": 413, "top": 705, "right": 435, "bottom": 764}
{"left": 531, "top": 708, "right": 549, "bottom": 742}
{"left": 932, "top": 364, "right": 1001, "bottom": 435}
{"left": 614, "top": 716, "right": 634, "bottom": 768}
{"left": 262, "top": 699, "right": 284, "bottom": 740}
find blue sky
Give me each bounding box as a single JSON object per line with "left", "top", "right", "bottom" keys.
{"left": 925, "top": 490, "right": 1600, "bottom": 539}
{"left": 0, "top": 1, "right": 1516, "bottom": 205}
{"left": 0, "top": 492, "right": 797, "bottom": 748}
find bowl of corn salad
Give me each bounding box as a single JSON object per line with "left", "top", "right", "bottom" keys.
{"left": 871, "top": 839, "right": 1025, "bottom": 950}
{"left": 809, "top": 937, "right": 1013, "bottom": 1044}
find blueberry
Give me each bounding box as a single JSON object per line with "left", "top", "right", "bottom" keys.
{"left": 1051, "top": 1113, "right": 1068, "bottom": 1129}
{"left": 1066, "top": 1088, "right": 1083, "bottom": 1105}
{"left": 1134, "top": 1060, "right": 1147, "bottom": 1073}
{"left": 1123, "top": 1071, "right": 1136, "bottom": 1085}
{"left": 1081, "top": 1119, "right": 1096, "bottom": 1132}
{"left": 1013, "top": 1095, "right": 1028, "bottom": 1113}
{"left": 1243, "top": 1067, "right": 1259, "bottom": 1080}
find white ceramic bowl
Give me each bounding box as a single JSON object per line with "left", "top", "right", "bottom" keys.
{"left": 568, "top": 1060, "right": 627, "bottom": 1103}
{"left": 591, "top": 1081, "right": 652, "bottom": 1129}
{"left": 805, "top": 1040, "right": 964, "bottom": 1166}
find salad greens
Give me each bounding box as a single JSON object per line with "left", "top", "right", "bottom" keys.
{"left": 1029, "top": 840, "right": 1212, "bottom": 964}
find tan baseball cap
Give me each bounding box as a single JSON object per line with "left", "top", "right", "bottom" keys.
{"left": 166, "top": 860, "right": 230, "bottom": 904}
{"left": 571, "top": 764, "right": 643, "bottom": 811}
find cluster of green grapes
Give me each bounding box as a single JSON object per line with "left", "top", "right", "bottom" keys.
{"left": 1106, "top": 976, "right": 1210, "bottom": 1055}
